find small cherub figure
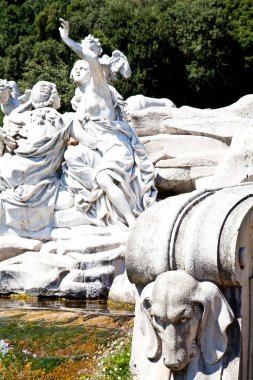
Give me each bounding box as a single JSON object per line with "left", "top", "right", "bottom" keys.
{"left": 0, "top": 79, "right": 33, "bottom": 155}
{"left": 0, "top": 79, "right": 20, "bottom": 116}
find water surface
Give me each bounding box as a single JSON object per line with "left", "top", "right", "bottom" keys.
{"left": 0, "top": 296, "right": 134, "bottom": 315}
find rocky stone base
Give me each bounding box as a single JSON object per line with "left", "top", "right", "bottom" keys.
{"left": 0, "top": 226, "right": 129, "bottom": 300}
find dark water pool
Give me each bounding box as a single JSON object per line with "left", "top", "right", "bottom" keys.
{"left": 0, "top": 297, "right": 134, "bottom": 315}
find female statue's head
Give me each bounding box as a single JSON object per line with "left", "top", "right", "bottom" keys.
{"left": 70, "top": 60, "right": 91, "bottom": 86}
{"left": 30, "top": 81, "right": 61, "bottom": 110}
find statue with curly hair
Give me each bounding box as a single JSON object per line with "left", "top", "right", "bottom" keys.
{"left": 0, "top": 80, "right": 95, "bottom": 232}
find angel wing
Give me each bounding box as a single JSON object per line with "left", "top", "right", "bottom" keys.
{"left": 19, "top": 89, "right": 32, "bottom": 104}
{"left": 99, "top": 50, "right": 131, "bottom": 82}
{"left": 8, "top": 81, "right": 21, "bottom": 98}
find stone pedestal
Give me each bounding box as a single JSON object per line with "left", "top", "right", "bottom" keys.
{"left": 0, "top": 226, "right": 128, "bottom": 300}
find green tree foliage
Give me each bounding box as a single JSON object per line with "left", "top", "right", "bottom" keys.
{"left": 224, "top": 0, "right": 253, "bottom": 95}
{"left": 0, "top": 0, "right": 252, "bottom": 109}
{"left": 164, "top": 0, "right": 247, "bottom": 106}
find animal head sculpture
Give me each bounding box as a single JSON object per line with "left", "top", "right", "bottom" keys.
{"left": 140, "top": 270, "right": 234, "bottom": 372}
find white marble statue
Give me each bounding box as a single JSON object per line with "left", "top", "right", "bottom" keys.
{"left": 67, "top": 59, "right": 128, "bottom": 122}
{"left": 0, "top": 79, "right": 21, "bottom": 116}
{"left": 68, "top": 59, "right": 175, "bottom": 120}
{"left": 127, "top": 94, "right": 176, "bottom": 113}
{"left": 0, "top": 80, "right": 96, "bottom": 232}
{"left": 0, "top": 80, "right": 21, "bottom": 155}
{"left": 0, "top": 79, "right": 33, "bottom": 156}
{"left": 0, "top": 79, "right": 32, "bottom": 118}
{"left": 0, "top": 81, "right": 69, "bottom": 231}
{"left": 57, "top": 19, "right": 156, "bottom": 228}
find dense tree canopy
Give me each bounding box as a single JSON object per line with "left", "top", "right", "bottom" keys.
{"left": 0, "top": 0, "right": 252, "bottom": 112}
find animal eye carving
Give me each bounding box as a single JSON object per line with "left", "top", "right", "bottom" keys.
{"left": 176, "top": 316, "right": 190, "bottom": 324}
{"left": 143, "top": 298, "right": 152, "bottom": 312}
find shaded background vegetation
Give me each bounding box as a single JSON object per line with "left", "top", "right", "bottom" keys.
{"left": 0, "top": 0, "right": 252, "bottom": 111}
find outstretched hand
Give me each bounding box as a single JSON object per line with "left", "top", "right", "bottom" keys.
{"left": 59, "top": 18, "right": 69, "bottom": 40}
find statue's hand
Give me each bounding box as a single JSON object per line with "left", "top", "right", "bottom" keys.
{"left": 59, "top": 18, "right": 69, "bottom": 41}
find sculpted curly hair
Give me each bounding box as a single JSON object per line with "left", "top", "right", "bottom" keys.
{"left": 31, "top": 81, "right": 58, "bottom": 109}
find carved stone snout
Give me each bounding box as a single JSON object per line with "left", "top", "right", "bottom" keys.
{"left": 158, "top": 306, "right": 201, "bottom": 371}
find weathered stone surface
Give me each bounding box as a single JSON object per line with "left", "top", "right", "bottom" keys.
{"left": 155, "top": 165, "right": 215, "bottom": 193}
{"left": 126, "top": 190, "right": 202, "bottom": 285}
{"left": 57, "top": 235, "right": 128, "bottom": 255}
{"left": 194, "top": 175, "right": 213, "bottom": 189}
{"left": 57, "top": 243, "right": 126, "bottom": 299}
{"left": 0, "top": 251, "right": 79, "bottom": 295}
{"left": 155, "top": 153, "right": 224, "bottom": 168}
{"left": 131, "top": 97, "right": 253, "bottom": 143}
{"left": 108, "top": 271, "right": 136, "bottom": 304}
{"left": 130, "top": 107, "right": 174, "bottom": 137}
{"left": 140, "top": 135, "right": 227, "bottom": 193}
{"left": 210, "top": 126, "right": 253, "bottom": 188}
{"left": 190, "top": 166, "right": 215, "bottom": 180}
{"left": 213, "top": 94, "right": 253, "bottom": 119}
{"left": 155, "top": 167, "right": 193, "bottom": 193}
{"left": 0, "top": 230, "right": 127, "bottom": 299}
{"left": 141, "top": 134, "right": 228, "bottom": 164}
{"left": 0, "top": 236, "right": 42, "bottom": 262}
{"left": 161, "top": 113, "right": 253, "bottom": 144}
{"left": 131, "top": 98, "right": 253, "bottom": 199}
{"left": 58, "top": 266, "right": 115, "bottom": 298}
{"left": 126, "top": 183, "right": 253, "bottom": 286}
{"left": 67, "top": 246, "right": 125, "bottom": 267}
{"left": 40, "top": 241, "right": 57, "bottom": 255}
{"left": 70, "top": 224, "right": 129, "bottom": 237}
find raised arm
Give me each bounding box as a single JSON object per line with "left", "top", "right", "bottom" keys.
{"left": 59, "top": 19, "right": 84, "bottom": 60}
{"left": 59, "top": 19, "right": 106, "bottom": 84}
{"left": 59, "top": 19, "right": 100, "bottom": 63}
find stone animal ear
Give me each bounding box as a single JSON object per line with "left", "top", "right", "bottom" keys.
{"left": 195, "top": 281, "right": 234, "bottom": 365}
{"left": 140, "top": 282, "right": 162, "bottom": 361}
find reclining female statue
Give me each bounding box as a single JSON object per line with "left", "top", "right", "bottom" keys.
{"left": 58, "top": 19, "right": 156, "bottom": 228}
